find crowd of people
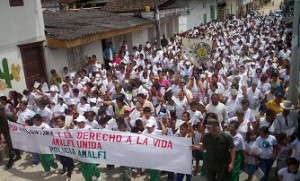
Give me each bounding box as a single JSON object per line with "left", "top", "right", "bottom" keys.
{"left": 0, "top": 11, "right": 300, "bottom": 181}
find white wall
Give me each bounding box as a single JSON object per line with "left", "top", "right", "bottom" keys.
{"left": 0, "top": 0, "right": 45, "bottom": 96}
{"left": 44, "top": 47, "right": 68, "bottom": 78}
{"left": 0, "top": 0, "right": 45, "bottom": 48}
{"left": 179, "top": 0, "right": 218, "bottom": 32}
{"left": 132, "top": 29, "right": 149, "bottom": 48}
{"left": 0, "top": 47, "right": 27, "bottom": 96}
{"left": 84, "top": 41, "right": 104, "bottom": 64}
{"left": 45, "top": 40, "right": 104, "bottom": 78}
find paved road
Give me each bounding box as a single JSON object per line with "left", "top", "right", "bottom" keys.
{"left": 0, "top": 152, "right": 254, "bottom": 181}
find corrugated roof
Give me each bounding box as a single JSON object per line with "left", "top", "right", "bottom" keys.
{"left": 43, "top": 9, "right": 154, "bottom": 40}
{"left": 102, "top": 0, "right": 170, "bottom": 13}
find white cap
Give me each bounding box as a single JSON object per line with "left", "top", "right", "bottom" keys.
{"left": 50, "top": 85, "right": 59, "bottom": 92}
{"left": 75, "top": 115, "right": 86, "bottom": 123}
{"left": 145, "top": 121, "right": 155, "bottom": 128}
{"left": 175, "top": 119, "right": 185, "bottom": 130}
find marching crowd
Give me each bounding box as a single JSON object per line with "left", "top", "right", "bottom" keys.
{"left": 0, "top": 11, "right": 300, "bottom": 181}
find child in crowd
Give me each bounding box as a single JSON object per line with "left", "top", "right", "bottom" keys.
{"left": 276, "top": 133, "right": 292, "bottom": 172}
{"left": 290, "top": 133, "right": 300, "bottom": 162}
{"left": 277, "top": 157, "right": 300, "bottom": 181}
{"left": 255, "top": 126, "right": 278, "bottom": 181}
{"left": 131, "top": 119, "right": 144, "bottom": 133}
{"left": 117, "top": 121, "right": 132, "bottom": 181}
{"left": 55, "top": 116, "right": 75, "bottom": 181}
{"left": 176, "top": 122, "right": 193, "bottom": 181}
{"left": 193, "top": 122, "right": 203, "bottom": 176}
{"left": 32, "top": 114, "right": 59, "bottom": 176}
{"left": 244, "top": 129, "right": 260, "bottom": 181}
{"left": 85, "top": 111, "right": 99, "bottom": 129}
{"left": 74, "top": 115, "right": 101, "bottom": 181}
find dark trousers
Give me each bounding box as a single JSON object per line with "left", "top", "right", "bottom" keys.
{"left": 6, "top": 137, "right": 20, "bottom": 167}
{"left": 167, "top": 172, "right": 175, "bottom": 181}
{"left": 176, "top": 173, "right": 192, "bottom": 181}
{"left": 259, "top": 158, "right": 273, "bottom": 181}
{"left": 59, "top": 155, "right": 74, "bottom": 177}
{"left": 207, "top": 167, "right": 231, "bottom": 181}
{"left": 104, "top": 58, "right": 111, "bottom": 70}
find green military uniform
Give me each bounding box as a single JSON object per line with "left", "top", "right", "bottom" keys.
{"left": 79, "top": 161, "right": 101, "bottom": 181}
{"left": 203, "top": 132, "right": 234, "bottom": 181}
{"left": 231, "top": 150, "right": 243, "bottom": 181}
{"left": 40, "top": 154, "right": 58, "bottom": 172}
{"left": 149, "top": 169, "right": 160, "bottom": 181}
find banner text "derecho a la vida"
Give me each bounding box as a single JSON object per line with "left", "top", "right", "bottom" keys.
{"left": 9, "top": 122, "right": 192, "bottom": 174}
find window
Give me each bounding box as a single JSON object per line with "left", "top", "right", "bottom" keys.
{"left": 210, "top": 6, "right": 215, "bottom": 20}
{"left": 9, "top": 0, "right": 24, "bottom": 7}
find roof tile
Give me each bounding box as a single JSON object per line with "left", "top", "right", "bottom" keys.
{"left": 103, "top": 0, "right": 170, "bottom": 13}
{"left": 44, "top": 9, "right": 154, "bottom": 40}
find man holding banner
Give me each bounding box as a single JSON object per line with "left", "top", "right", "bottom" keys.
{"left": 74, "top": 115, "right": 101, "bottom": 181}
{"left": 142, "top": 116, "right": 167, "bottom": 181}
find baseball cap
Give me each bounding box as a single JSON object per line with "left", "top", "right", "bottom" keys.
{"left": 145, "top": 121, "right": 155, "bottom": 128}
{"left": 75, "top": 115, "right": 86, "bottom": 123}
{"left": 230, "top": 89, "right": 238, "bottom": 96}
{"left": 205, "top": 118, "right": 219, "bottom": 128}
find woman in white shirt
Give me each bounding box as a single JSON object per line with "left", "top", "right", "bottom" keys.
{"left": 77, "top": 96, "right": 91, "bottom": 115}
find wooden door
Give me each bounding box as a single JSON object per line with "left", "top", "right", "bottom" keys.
{"left": 18, "top": 41, "right": 47, "bottom": 89}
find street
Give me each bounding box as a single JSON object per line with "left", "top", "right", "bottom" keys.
{"left": 0, "top": 0, "right": 288, "bottom": 180}
{"left": 0, "top": 152, "right": 252, "bottom": 181}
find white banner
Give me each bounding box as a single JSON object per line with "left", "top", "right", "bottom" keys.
{"left": 8, "top": 121, "right": 192, "bottom": 174}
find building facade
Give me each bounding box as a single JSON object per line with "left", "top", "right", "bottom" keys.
{"left": 0, "top": 0, "right": 47, "bottom": 95}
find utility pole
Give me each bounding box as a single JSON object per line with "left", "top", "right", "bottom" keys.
{"left": 154, "top": 0, "right": 161, "bottom": 48}
{"left": 288, "top": 0, "right": 300, "bottom": 104}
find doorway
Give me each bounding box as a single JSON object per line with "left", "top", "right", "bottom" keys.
{"left": 18, "top": 41, "right": 47, "bottom": 89}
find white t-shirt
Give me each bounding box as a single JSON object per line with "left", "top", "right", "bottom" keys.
{"left": 245, "top": 141, "right": 256, "bottom": 165}
{"left": 277, "top": 167, "right": 300, "bottom": 181}
{"left": 290, "top": 139, "right": 300, "bottom": 162}
{"left": 17, "top": 109, "right": 36, "bottom": 125}
{"left": 188, "top": 110, "right": 203, "bottom": 125}
{"left": 77, "top": 103, "right": 91, "bottom": 115}
{"left": 36, "top": 107, "right": 52, "bottom": 124}
{"left": 206, "top": 103, "right": 228, "bottom": 123}
{"left": 86, "top": 120, "right": 100, "bottom": 129}
{"left": 255, "top": 135, "right": 277, "bottom": 159}
{"left": 74, "top": 124, "right": 92, "bottom": 130}
{"left": 142, "top": 129, "right": 163, "bottom": 136}
{"left": 52, "top": 103, "right": 68, "bottom": 116}
{"left": 232, "top": 132, "right": 245, "bottom": 151}
{"left": 33, "top": 122, "right": 51, "bottom": 129}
